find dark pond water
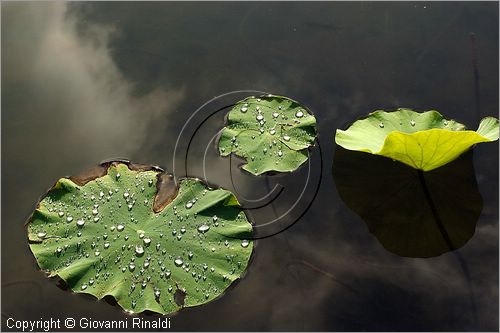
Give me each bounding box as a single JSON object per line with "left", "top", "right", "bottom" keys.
{"left": 2, "top": 2, "right": 499, "bottom": 331}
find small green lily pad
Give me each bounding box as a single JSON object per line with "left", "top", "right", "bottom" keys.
{"left": 27, "top": 161, "right": 253, "bottom": 315}
{"left": 218, "top": 94, "right": 317, "bottom": 175}
{"left": 335, "top": 109, "right": 499, "bottom": 171}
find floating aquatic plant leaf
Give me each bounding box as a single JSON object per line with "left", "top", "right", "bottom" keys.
{"left": 27, "top": 161, "right": 253, "bottom": 315}
{"left": 335, "top": 109, "right": 499, "bottom": 171}
{"left": 218, "top": 94, "right": 317, "bottom": 175}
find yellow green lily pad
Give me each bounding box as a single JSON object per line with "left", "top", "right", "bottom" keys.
{"left": 335, "top": 109, "right": 499, "bottom": 171}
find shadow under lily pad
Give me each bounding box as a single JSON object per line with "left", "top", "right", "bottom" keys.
{"left": 333, "top": 146, "right": 483, "bottom": 258}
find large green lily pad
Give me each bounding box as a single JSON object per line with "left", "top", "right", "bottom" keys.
{"left": 27, "top": 161, "right": 253, "bottom": 315}
{"left": 218, "top": 94, "right": 317, "bottom": 175}
{"left": 335, "top": 109, "right": 499, "bottom": 171}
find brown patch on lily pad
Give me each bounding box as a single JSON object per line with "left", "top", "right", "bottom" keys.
{"left": 153, "top": 173, "right": 178, "bottom": 213}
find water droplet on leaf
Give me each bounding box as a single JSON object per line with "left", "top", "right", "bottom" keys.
{"left": 174, "top": 257, "right": 183, "bottom": 266}
{"left": 135, "top": 245, "right": 144, "bottom": 256}
{"left": 197, "top": 224, "right": 210, "bottom": 233}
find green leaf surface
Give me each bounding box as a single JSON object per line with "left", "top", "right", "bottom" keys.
{"left": 218, "top": 94, "right": 317, "bottom": 175}
{"left": 27, "top": 162, "right": 253, "bottom": 315}
{"left": 335, "top": 109, "right": 499, "bottom": 171}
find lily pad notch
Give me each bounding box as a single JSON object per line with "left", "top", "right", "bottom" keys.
{"left": 218, "top": 94, "right": 318, "bottom": 175}
{"left": 335, "top": 108, "right": 499, "bottom": 171}
{"left": 26, "top": 160, "right": 254, "bottom": 315}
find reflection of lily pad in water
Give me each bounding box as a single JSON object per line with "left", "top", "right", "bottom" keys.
{"left": 335, "top": 109, "right": 499, "bottom": 171}
{"left": 333, "top": 147, "right": 482, "bottom": 258}
{"left": 26, "top": 161, "right": 253, "bottom": 315}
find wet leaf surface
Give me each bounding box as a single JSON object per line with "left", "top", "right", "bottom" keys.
{"left": 27, "top": 161, "right": 253, "bottom": 315}
{"left": 218, "top": 94, "right": 317, "bottom": 175}
{"left": 335, "top": 109, "right": 499, "bottom": 171}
